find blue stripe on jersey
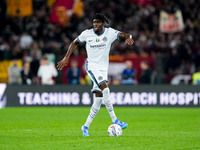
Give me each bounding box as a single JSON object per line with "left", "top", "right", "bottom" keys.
{"left": 77, "top": 37, "right": 82, "bottom": 43}
{"left": 85, "top": 60, "right": 88, "bottom": 71}
{"left": 88, "top": 70, "right": 99, "bottom": 86}
{"left": 99, "top": 80, "right": 108, "bottom": 85}
{"left": 93, "top": 27, "right": 105, "bottom": 36}
{"left": 117, "top": 32, "right": 121, "bottom": 41}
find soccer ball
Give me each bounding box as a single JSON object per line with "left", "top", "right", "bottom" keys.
{"left": 108, "top": 124, "right": 122, "bottom": 137}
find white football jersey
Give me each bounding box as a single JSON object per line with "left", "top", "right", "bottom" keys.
{"left": 77, "top": 27, "right": 121, "bottom": 70}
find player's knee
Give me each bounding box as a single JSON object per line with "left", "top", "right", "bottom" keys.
{"left": 92, "top": 97, "right": 102, "bottom": 109}
{"left": 102, "top": 87, "right": 110, "bottom": 100}
{"left": 95, "top": 92, "right": 103, "bottom": 97}
{"left": 104, "top": 98, "right": 111, "bottom": 105}
{"left": 99, "top": 82, "right": 108, "bottom": 91}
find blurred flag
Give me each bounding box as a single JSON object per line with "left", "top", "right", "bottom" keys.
{"left": 126, "top": 0, "right": 161, "bottom": 5}
{"left": 6, "top": 0, "right": 33, "bottom": 17}
{"left": 159, "top": 10, "right": 184, "bottom": 33}
{"left": 73, "top": 0, "right": 84, "bottom": 18}
{"left": 50, "top": 0, "right": 84, "bottom": 27}
{"left": 47, "top": 0, "right": 56, "bottom": 8}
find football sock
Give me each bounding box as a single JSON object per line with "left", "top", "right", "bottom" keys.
{"left": 103, "top": 88, "right": 117, "bottom": 123}
{"left": 84, "top": 97, "right": 102, "bottom": 127}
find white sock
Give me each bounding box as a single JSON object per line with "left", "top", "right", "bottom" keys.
{"left": 84, "top": 97, "right": 102, "bottom": 127}
{"left": 103, "top": 88, "right": 117, "bottom": 123}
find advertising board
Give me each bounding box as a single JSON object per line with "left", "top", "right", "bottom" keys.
{"left": 0, "top": 84, "right": 200, "bottom": 107}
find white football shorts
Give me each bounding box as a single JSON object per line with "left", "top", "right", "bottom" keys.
{"left": 86, "top": 69, "right": 108, "bottom": 93}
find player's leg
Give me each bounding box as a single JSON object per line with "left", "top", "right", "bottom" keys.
{"left": 100, "top": 82, "right": 128, "bottom": 129}
{"left": 81, "top": 71, "right": 103, "bottom": 136}
{"left": 100, "top": 82, "right": 117, "bottom": 123}
{"left": 82, "top": 94, "right": 102, "bottom": 136}
{"left": 84, "top": 92, "right": 102, "bottom": 127}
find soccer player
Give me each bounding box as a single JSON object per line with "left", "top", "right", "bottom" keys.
{"left": 57, "top": 13, "right": 134, "bottom": 136}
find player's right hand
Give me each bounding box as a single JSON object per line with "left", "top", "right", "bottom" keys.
{"left": 57, "top": 57, "right": 69, "bottom": 70}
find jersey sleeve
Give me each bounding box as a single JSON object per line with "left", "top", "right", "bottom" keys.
{"left": 109, "top": 27, "right": 121, "bottom": 41}
{"left": 77, "top": 30, "right": 88, "bottom": 43}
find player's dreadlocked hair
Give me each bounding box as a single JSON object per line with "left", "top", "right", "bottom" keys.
{"left": 92, "top": 13, "right": 109, "bottom": 24}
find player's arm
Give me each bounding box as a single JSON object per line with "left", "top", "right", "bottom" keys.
{"left": 57, "top": 38, "right": 80, "bottom": 70}
{"left": 119, "top": 32, "right": 134, "bottom": 46}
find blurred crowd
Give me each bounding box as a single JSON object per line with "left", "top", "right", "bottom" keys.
{"left": 0, "top": 0, "right": 200, "bottom": 85}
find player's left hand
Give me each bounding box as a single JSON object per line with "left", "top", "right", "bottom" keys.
{"left": 125, "top": 38, "right": 134, "bottom": 46}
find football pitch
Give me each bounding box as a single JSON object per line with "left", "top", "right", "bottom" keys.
{"left": 0, "top": 107, "right": 200, "bottom": 150}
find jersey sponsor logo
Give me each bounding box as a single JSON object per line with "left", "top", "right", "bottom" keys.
{"left": 96, "top": 38, "right": 100, "bottom": 42}
{"left": 102, "top": 36, "right": 107, "bottom": 42}
{"left": 90, "top": 44, "right": 106, "bottom": 48}
{"left": 89, "top": 40, "right": 92, "bottom": 42}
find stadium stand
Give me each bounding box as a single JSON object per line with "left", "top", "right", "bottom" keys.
{"left": 0, "top": 0, "right": 199, "bottom": 84}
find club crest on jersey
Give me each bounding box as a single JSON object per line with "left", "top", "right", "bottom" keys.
{"left": 98, "top": 76, "right": 103, "bottom": 80}
{"left": 96, "top": 39, "right": 100, "bottom": 42}
{"left": 102, "top": 36, "right": 107, "bottom": 42}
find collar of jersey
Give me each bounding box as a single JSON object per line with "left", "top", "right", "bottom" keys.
{"left": 93, "top": 27, "right": 105, "bottom": 36}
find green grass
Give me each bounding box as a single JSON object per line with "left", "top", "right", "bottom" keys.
{"left": 0, "top": 107, "right": 200, "bottom": 150}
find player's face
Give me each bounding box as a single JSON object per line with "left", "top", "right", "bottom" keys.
{"left": 93, "top": 19, "right": 104, "bottom": 34}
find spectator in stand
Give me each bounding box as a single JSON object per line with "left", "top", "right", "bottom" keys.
{"left": 0, "top": 39, "right": 11, "bottom": 60}
{"left": 1, "top": 0, "right": 200, "bottom": 85}
{"left": 153, "top": 68, "right": 167, "bottom": 84}
{"left": 11, "top": 43, "right": 22, "bottom": 60}
{"left": 21, "top": 61, "right": 33, "bottom": 85}
{"left": 167, "top": 48, "right": 181, "bottom": 74}
{"left": 192, "top": 67, "right": 200, "bottom": 85}
{"left": 66, "top": 59, "right": 81, "bottom": 84}
{"left": 37, "top": 56, "right": 58, "bottom": 85}
{"left": 8, "top": 59, "right": 21, "bottom": 85}
{"left": 19, "top": 32, "right": 33, "bottom": 49}
{"left": 30, "top": 41, "right": 42, "bottom": 60}
{"left": 121, "top": 60, "right": 136, "bottom": 85}
{"left": 139, "top": 61, "right": 151, "bottom": 84}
